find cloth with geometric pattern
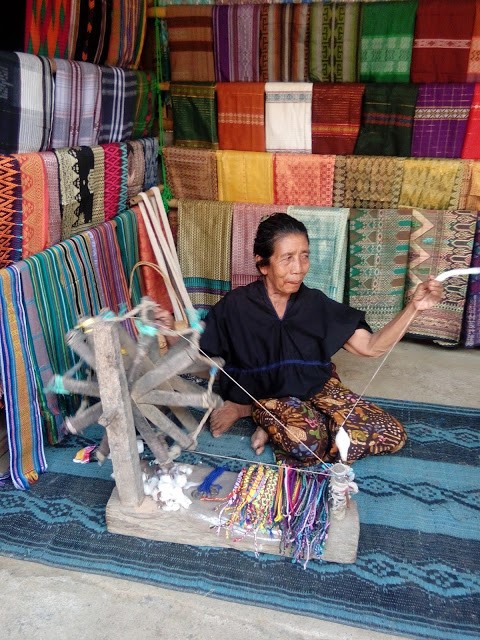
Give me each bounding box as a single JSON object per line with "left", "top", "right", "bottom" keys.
{"left": 0, "top": 154, "right": 23, "bottom": 269}
{"left": 274, "top": 154, "right": 335, "bottom": 207}
{"left": 98, "top": 67, "right": 137, "bottom": 144}
{"left": 171, "top": 83, "right": 218, "bottom": 149}
{"left": 163, "top": 146, "right": 218, "bottom": 201}
{"left": 105, "top": 0, "right": 146, "bottom": 69}
{"left": 462, "top": 212, "right": 480, "bottom": 347}
{"left": 24, "top": 0, "right": 72, "bottom": 58}
{"left": 312, "top": 83, "right": 364, "bottom": 155}
{"left": 462, "top": 83, "right": 480, "bottom": 159}
{"left": 213, "top": 5, "right": 261, "bottom": 82}
{"left": 398, "top": 159, "right": 465, "bottom": 210}
{"left": 216, "top": 83, "right": 265, "bottom": 152}
{"left": 14, "top": 153, "right": 49, "bottom": 259}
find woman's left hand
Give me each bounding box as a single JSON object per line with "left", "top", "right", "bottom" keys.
{"left": 410, "top": 276, "right": 444, "bottom": 311}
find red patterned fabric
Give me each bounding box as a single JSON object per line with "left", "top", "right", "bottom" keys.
{"left": 103, "top": 143, "right": 123, "bottom": 221}
{"left": 0, "top": 155, "right": 22, "bottom": 269}
{"left": 274, "top": 154, "right": 335, "bottom": 207}
{"left": 14, "top": 153, "right": 49, "bottom": 258}
{"left": 25, "top": 0, "right": 72, "bottom": 58}
{"left": 312, "top": 83, "right": 364, "bottom": 155}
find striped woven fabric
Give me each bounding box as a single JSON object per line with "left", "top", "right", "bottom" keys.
{"left": 411, "top": 84, "right": 474, "bottom": 158}
{"left": 140, "top": 137, "right": 159, "bottom": 191}
{"left": 467, "top": 0, "right": 480, "bottom": 81}
{"left": 78, "top": 62, "right": 102, "bottom": 145}
{"left": 461, "top": 84, "right": 480, "bottom": 159}
{"left": 348, "top": 208, "right": 413, "bottom": 331}
{"left": 25, "top": 0, "right": 72, "bottom": 58}
{"left": 178, "top": 199, "right": 233, "bottom": 318}
{"left": 359, "top": 0, "right": 417, "bottom": 83}
{"left": 405, "top": 208, "right": 477, "bottom": 345}
{"left": 0, "top": 155, "right": 22, "bottom": 269}
{"left": 41, "top": 151, "right": 62, "bottom": 247}
{"left": 113, "top": 209, "right": 143, "bottom": 312}
{"left": 213, "top": 5, "right": 261, "bottom": 82}
{"left": 274, "top": 153, "right": 335, "bottom": 206}
{"left": 460, "top": 161, "right": 480, "bottom": 210}
{"left": 126, "top": 140, "right": 146, "bottom": 201}
{"left": 231, "top": 203, "right": 287, "bottom": 290}
{"left": 166, "top": 6, "right": 215, "bottom": 82}
{"left": 309, "top": 2, "right": 360, "bottom": 82}
{"left": 132, "top": 71, "right": 157, "bottom": 139}
{"left": 73, "top": 0, "right": 111, "bottom": 64}
{"left": 103, "top": 143, "right": 125, "bottom": 221}
{"left": 98, "top": 67, "right": 137, "bottom": 144}
{"left": 106, "top": 0, "right": 147, "bottom": 69}
{"left": 354, "top": 84, "right": 418, "bottom": 157}
{"left": 171, "top": 83, "right": 218, "bottom": 149}
{"left": 216, "top": 150, "right": 274, "bottom": 204}
{"left": 411, "top": 0, "right": 476, "bottom": 83}
{"left": 287, "top": 206, "right": 349, "bottom": 303}
{"left": 17, "top": 54, "right": 54, "bottom": 153}
{"left": 312, "top": 83, "right": 364, "bottom": 155}
{"left": 163, "top": 146, "right": 218, "bottom": 200}
{"left": 0, "top": 266, "right": 46, "bottom": 490}
{"left": 462, "top": 213, "right": 480, "bottom": 347}
{"left": 259, "top": 4, "right": 282, "bottom": 82}
{"left": 265, "top": 82, "right": 312, "bottom": 153}
{"left": 68, "top": 0, "right": 81, "bottom": 59}
{"left": 216, "top": 83, "right": 265, "bottom": 152}
{"left": 333, "top": 156, "right": 405, "bottom": 209}
{"left": 398, "top": 159, "right": 465, "bottom": 209}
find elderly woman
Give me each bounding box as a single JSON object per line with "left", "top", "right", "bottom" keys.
{"left": 196, "top": 213, "right": 443, "bottom": 467}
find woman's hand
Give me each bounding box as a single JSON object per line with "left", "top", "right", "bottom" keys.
{"left": 410, "top": 276, "right": 444, "bottom": 312}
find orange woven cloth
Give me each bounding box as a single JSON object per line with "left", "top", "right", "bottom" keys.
{"left": 216, "top": 83, "right": 265, "bottom": 152}
{"left": 14, "top": 153, "right": 49, "bottom": 258}
{"left": 166, "top": 6, "right": 215, "bottom": 82}
{"left": 274, "top": 153, "right": 335, "bottom": 206}
{"left": 462, "top": 84, "right": 480, "bottom": 159}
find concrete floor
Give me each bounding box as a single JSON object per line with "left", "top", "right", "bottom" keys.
{"left": 1, "top": 340, "right": 478, "bottom": 640}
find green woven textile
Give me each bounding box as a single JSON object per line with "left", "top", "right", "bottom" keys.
{"left": 171, "top": 83, "right": 218, "bottom": 149}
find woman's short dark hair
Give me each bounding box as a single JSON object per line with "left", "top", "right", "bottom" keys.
{"left": 253, "top": 213, "right": 309, "bottom": 272}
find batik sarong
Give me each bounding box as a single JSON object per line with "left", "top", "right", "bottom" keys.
{"left": 252, "top": 378, "right": 406, "bottom": 467}
{"left": 348, "top": 208, "right": 413, "bottom": 331}
{"left": 14, "top": 153, "right": 49, "bottom": 259}
{"left": 398, "top": 159, "right": 465, "bottom": 210}
{"left": 467, "top": 0, "right": 480, "bottom": 81}
{"left": 410, "top": 0, "right": 476, "bottom": 83}
{"left": 140, "top": 137, "right": 159, "bottom": 191}
{"left": 462, "top": 213, "right": 480, "bottom": 347}
{"left": 311, "top": 83, "right": 364, "bottom": 155}
{"left": 287, "top": 206, "right": 349, "bottom": 303}
{"left": 98, "top": 67, "right": 137, "bottom": 143}
{"left": 461, "top": 84, "right": 480, "bottom": 159}
{"left": 41, "top": 151, "right": 62, "bottom": 247}
{"left": 359, "top": 1, "right": 417, "bottom": 83}
{"left": 333, "top": 156, "right": 405, "bottom": 209}
{"left": 274, "top": 154, "right": 335, "bottom": 207}
{"left": 73, "top": 0, "right": 111, "bottom": 64}
{"left": 25, "top": 0, "right": 72, "bottom": 58}
{"left": 411, "top": 84, "right": 474, "bottom": 158}
{"left": 406, "top": 208, "right": 477, "bottom": 344}
{"left": 354, "top": 84, "right": 418, "bottom": 157}
{"left": 213, "top": 5, "right": 261, "bottom": 82}
{"left": 0, "top": 155, "right": 22, "bottom": 269}
{"left": 166, "top": 6, "right": 215, "bottom": 82}
{"left": 216, "top": 151, "right": 274, "bottom": 204}
{"left": 106, "top": 0, "right": 147, "bottom": 69}
{"left": 309, "top": 2, "right": 360, "bottom": 82}
{"left": 126, "top": 140, "right": 146, "bottom": 201}
{"left": 216, "top": 83, "right": 265, "bottom": 152}
{"left": 171, "top": 83, "right": 218, "bottom": 149}
{"left": 178, "top": 199, "right": 233, "bottom": 318}
{"left": 163, "top": 146, "right": 218, "bottom": 200}
{"left": 133, "top": 71, "right": 157, "bottom": 139}
{"left": 231, "top": 203, "right": 287, "bottom": 290}
{"left": 265, "top": 83, "right": 312, "bottom": 153}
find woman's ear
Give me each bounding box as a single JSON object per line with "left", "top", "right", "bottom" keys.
{"left": 255, "top": 256, "right": 267, "bottom": 275}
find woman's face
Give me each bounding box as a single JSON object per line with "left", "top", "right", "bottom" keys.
{"left": 257, "top": 232, "right": 310, "bottom": 297}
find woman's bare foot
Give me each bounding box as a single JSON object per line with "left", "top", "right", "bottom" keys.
{"left": 251, "top": 426, "right": 269, "bottom": 455}
{"left": 210, "top": 401, "right": 252, "bottom": 437}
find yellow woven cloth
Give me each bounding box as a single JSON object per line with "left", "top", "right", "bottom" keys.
{"left": 333, "top": 156, "right": 404, "bottom": 209}
{"left": 459, "top": 161, "right": 480, "bottom": 210}
{"left": 216, "top": 150, "right": 274, "bottom": 204}
{"left": 398, "top": 159, "right": 465, "bottom": 210}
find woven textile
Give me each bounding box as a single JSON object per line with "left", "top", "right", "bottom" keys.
{"left": 140, "top": 137, "right": 159, "bottom": 191}
{"left": 98, "top": 67, "right": 137, "bottom": 144}
{"left": 309, "top": 2, "right": 360, "bottom": 82}
{"left": 231, "top": 203, "right": 287, "bottom": 289}
{"left": 354, "top": 84, "right": 418, "bottom": 157}
{"left": 171, "top": 83, "right": 218, "bottom": 149}
{"left": 163, "top": 146, "right": 218, "bottom": 200}
{"left": 132, "top": 71, "right": 157, "bottom": 139}
{"left": 217, "top": 150, "right": 274, "bottom": 204}
{"left": 213, "top": 5, "right": 261, "bottom": 82}
{"left": 463, "top": 213, "right": 480, "bottom": 347}
{"left": 0, "top": 266, "right": 46, "bottom": 490}
{"left": 41, "top": 152, "right": 62, "bottom": 247}
{"left": 73, "top": 0, "right": 110, "bottom": 64}
{"left": 55, "top": 146, "right": 105, "bottom": 240}
{"left": 0, "top": 155, "right": 22, "bottom": 269}
{"left": 311, "top": 83, "right": 364, "bottom": 155}
{"left": 358, "top": 1, "right": 417, "bottom": 83}
{"left": 216, "top": 83, "right": 265, "bottom": 152}
{"left": 178, "top": 199, "right": 233, "bottom": 318}
{"left": 113, "top": 209, "right": 143, "bottom": 310}
{"left": 411, "top": 0, "right": 476, "bottom": 83}
{"left": 106, "top": 0, "right": 147, "bottom": 69}
{"left": 460, "top": 161, "right": 480, "bottom": 210}
{"left": 13, "top": 153, "right": 49, "bottom": 259}
{"left": 265, "top": 82, "right": 312, "bottom": 153}
{"left": 166, "top": 6, "right": 215, "bottom": 82}
{"left": 406, "top": 208, "right": 477, "bottom": 345}
{"left": 103, "top": 143, "right": 124, "bottom": 221}
{"left": 25, "top": 0, "right": 71, "bottom": 58}
{"left": 287, "top": 206, "right": 349, "bottom": 303}
{"left": 16, "top": 54, "right": 54, "bottom": 153}
{"left": 333, "top": 156, "right": 405, "bottom": 209}
{"left": 126, "top": 140, "right": 146, "bottom": 201}
{"left": 348, "top": 208, "right": 412, "bottom": 331}
{"left": 461, "top": 84, "right": 480, "bottom": 159}
{"left": 274, "top": 153, "right": 335, "bottom": 206}
{"left": 467, "top": 0, "right": 480, "bottom": 81}
{"left": 411, "top": 84, "right": 474, "bottom": 159}
{"left": 398, "top": 159, "right": 465, "bottom": 210}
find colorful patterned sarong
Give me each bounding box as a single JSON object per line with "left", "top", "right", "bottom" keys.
{"left": 213, "top": 5, "right": 261, "bottom": 82}
{"left": 462, "top": 213, "right": 480, "bottom": 347}
{"left": 25, "top": 0, "right": 72, "bottom": 58}
{"left": 166, "top": 6, "right": 215, "bottom": 82}
{"left": 114, "top": 209, "right": 143, "bottom": 310}
{"left": 178, "top": 199, "right": 233, "bottom": 318}
{"left": 348, "top": 208, "right": 413, "bottom": 331}
{"left": 410, "top": 0, "right": 476, "bottom": 83}
{"left": 132, "top": 71, "right": 157, "bottom": 139}
{"left": 216, "top": 83, "right": 266, "bottom": 152}
{"left": 73, "top": 0, "right": 111, "bottom": 64}
{"left": 17, "top": 54, "right": 54, "bottom": 153}
{"left": 265, "top": 83, "right": 312, "bottom": 153}
{"left": 461, "top": 84, "right": 480, "bottom": 159}
{"left": 163, "top": 146, "right": 218, "bottom": 200}
{"left": 467, "top": 0, "right": 480, "bottom": 81}
{"left": 41, "top": 151, "right": 62, "bottom": 247}
{"left": 140, "top": 137, "right": 159, "bottom": 191}
{"left": 98, "top": 67, "right": 137, "bottom": 144}
{"left": 274, "top": 154, "right": 335, "bottom": 207}
{"left": 171, "top": 83, "right": 218, "bottom": 149}
{"left": 287, "top": 206, "right": 349, "bottom": 303}
{"left": 358, "top": 1, "right": 417, "bottom": 83}
{"left": 14, "top": 153, "right": 49, "bottom": 259}
{"left": 106, "top": 0, "right": 147, "bottom": 69}
{"left": 406, "top": 208, "right": 477, "bottom": 345}
{"left": 216, "top": 150, "right": 274, "bottom": 204}
{"left": 398, "top": 159, "right": 465, "bottom": 209}
{"left": 460, "top": 161, "right": 480, "bottom": 210}
{"left": 411, "top": 84, "right": 474, "bottom": 159}
{"left": 311, "top": 83, "right": 364, "bottom": 155}
{"left": 103, "top": 143, "right": 125, "bottom": 221}
{"left": 0, "top": 155, "right": 23, "bottom": 269}
{"left": 309, "top": 2, "right": 360, "bottom": 82}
